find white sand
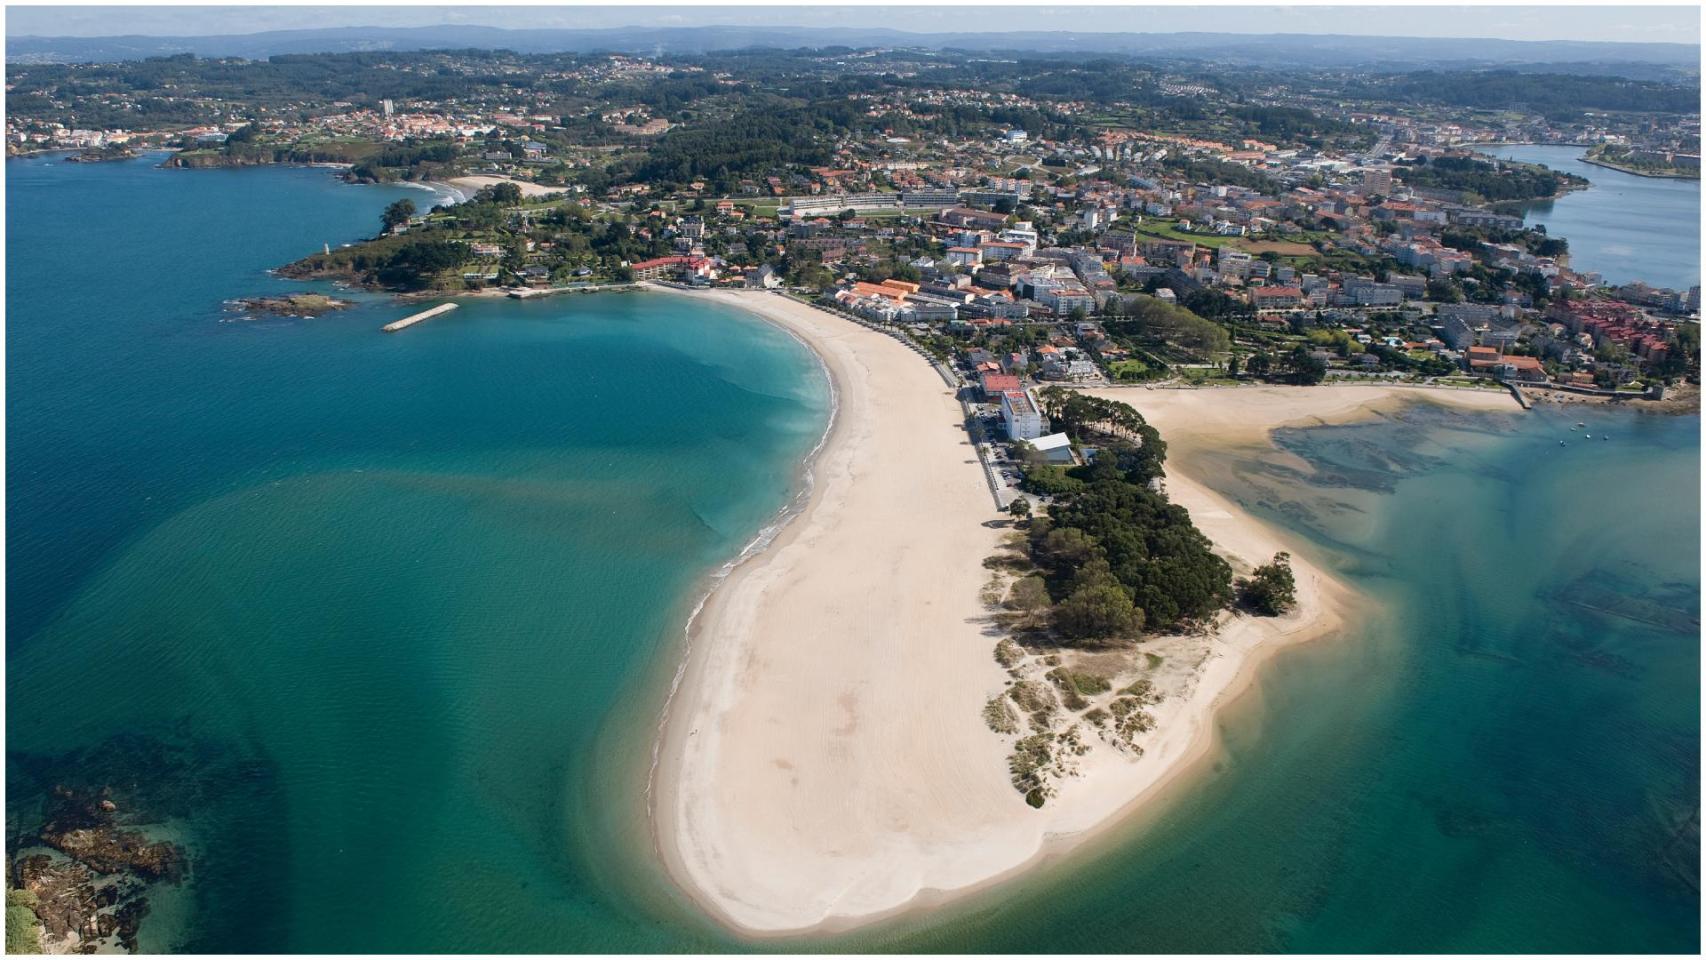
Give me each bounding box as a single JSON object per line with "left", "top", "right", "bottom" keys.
{"left": 1079, "top": 382, "right": 1520, "bottom": 450}
{"left": 652, "top": 310, "right": 1523, "bottom": 935}
{"left": 444, "top": 175, "right": 565, "bottom": 198}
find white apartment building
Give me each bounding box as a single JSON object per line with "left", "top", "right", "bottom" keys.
{"left": 1000, "top": 389, "right": 1046, "bottom": 440}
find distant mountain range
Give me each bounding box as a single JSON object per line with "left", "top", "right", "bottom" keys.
{"left": 6, "top": 24, "right": 1700, "bottom": 75}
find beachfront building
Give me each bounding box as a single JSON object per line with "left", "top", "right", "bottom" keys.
{"left": 1000, "top": 389, "right": 1046, "bottom": 440}
{"left": 1029, "top": 432, "right": 1076, "bottom": 464}
{"left": 979, "top": 371, "right": 1022, "bottom": 400}
{"left": 629, "top": 255, "right": 716, "bottom": 282}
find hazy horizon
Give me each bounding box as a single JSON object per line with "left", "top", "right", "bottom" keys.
{"left": 5, "top": 4, "right": 1700, "bottom": 44}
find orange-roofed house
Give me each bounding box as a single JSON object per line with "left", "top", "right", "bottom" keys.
{"left": 851, "top": 281, "right": 907, "bottom": 303}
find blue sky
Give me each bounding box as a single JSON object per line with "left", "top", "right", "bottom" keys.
{"left": 5, "top": 5, "right": 1700, "bottom": 43}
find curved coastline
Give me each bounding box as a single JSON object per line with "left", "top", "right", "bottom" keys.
{"left": 643, "top": 293, "right": 1527, "bottom": 937}
{"left": 639, "top": 288, "right": 844, "bottom": 834}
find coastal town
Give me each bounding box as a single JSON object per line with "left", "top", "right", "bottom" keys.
{"left": 11, "top": 46, "right": 1693, "bottom": 409}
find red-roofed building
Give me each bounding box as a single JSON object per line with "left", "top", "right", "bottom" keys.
{"left": 979, "top": 371, "right": 1022, "bottom": 399}
{"left": 851, "top": 281, "right": 907, "bottom": 303}
{"left": 1251, "top": 286, "right": 1305, "bottom": 312}
{"left": 630, "top": 256, "right": 715, "bottom": 281}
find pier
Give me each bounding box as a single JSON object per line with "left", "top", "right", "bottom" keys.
{"left": 382, "top": 302, "right": 457, "bottom": 333}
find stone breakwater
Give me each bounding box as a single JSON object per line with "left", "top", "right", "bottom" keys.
{"left": 383, "top": 301, "right": 458, "bottom": 332}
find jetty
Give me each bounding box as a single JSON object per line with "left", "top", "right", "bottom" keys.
{"left": 382, "top": 302, "right": 457, "bottom": 333}
{"left": 506, "top": 282, "right": 640, "bottom": 299}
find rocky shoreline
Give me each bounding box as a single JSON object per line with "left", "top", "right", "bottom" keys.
{"left": 7, "top": 733, "right": 271, "bottom": 954}
{"left": 10, "top": 787, "right": 186, "bottom": 954}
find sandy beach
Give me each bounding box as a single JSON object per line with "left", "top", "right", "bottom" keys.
{"left": 652, "top": 304, "right": 1524, "bottom": 935}
{"left": 443, "top": 174, "right": 567, "bottom": 198}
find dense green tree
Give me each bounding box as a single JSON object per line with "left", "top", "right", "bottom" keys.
{"left": 1285, "top": 344, "right": 1329, "bottom": 385}
{"left": 1394, "top": 154, "right": 1583, "bottom": 202}
{"left": 1103, "top": 295, "right": 1231, "bottom": 359}
{"left": 381, "top": 198, "right": 416, "bottom": 234}
{"left": 1053, "top": 581, "right": 1144, "bottom": 641}
{"left": 1005, "top": 576, "right": 1052, "bottom": 619}
{"left": 474, "top": 182, "right": 524, "bottom": 205}
{"left": 1237, "top": 552, "right": 1297, "bottom": 616}
{"left": 373, "top": 239, "right": 466, "bottom": 290}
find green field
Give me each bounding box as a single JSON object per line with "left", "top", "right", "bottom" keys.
{"left": 1107, "top": 359, "right": 1152, "bottom": 381}
{"left": 1130, "top": 221, "right": 1232, "bottom": 247}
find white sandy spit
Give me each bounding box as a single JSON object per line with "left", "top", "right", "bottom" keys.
{"left": 651, "top": 301, "right": 1522, "bottom": 936}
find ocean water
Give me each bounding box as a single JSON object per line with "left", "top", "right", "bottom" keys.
{"left": 1476, "top": 143, "right": 1701, "bottom": 291}
{"left": 5, "top": 154, "right": 828, "bottom": 952}
{"left": 862, "top": 400, "right": 1700, "bottom": 954}
{"left": 8, "top": 155, "right": 1699, "bottom": 954}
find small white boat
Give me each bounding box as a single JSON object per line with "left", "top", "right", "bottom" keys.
{"left": 1585, "top": 434, "right": 1592, "bottom": 439}
{"left": 1559, "top": 440, "right": 1567, "bottom": 447}
{"left": 1576, "top": 422, "right": 1586, "bottom": 428}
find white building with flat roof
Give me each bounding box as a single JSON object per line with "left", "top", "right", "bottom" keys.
{"left": 1000, "top": 389, "right": 1046, "bottom": 440}
{"left": 1030, "top": 432, "right": 1076, "bottom": 463}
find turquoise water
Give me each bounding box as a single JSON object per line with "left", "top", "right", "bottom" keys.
{"left": 6, "top": 154, "right": 828, "bottom": 951}
{"left": 8, "top": 156, "right": 1699, "bottom": 954}
{"left": 863, "top": 400, "right": 1700, "bottom": 953}
{"left": 1477, "top": 143, "right": 1701, "bottom": 291}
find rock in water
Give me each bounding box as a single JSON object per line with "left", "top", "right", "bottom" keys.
{"left": 38, "top": 786, "right": 186, "bottom": 882}
{"left": 227, "top": 293, "right": 352, "bottom": 317}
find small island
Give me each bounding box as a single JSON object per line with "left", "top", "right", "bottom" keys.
{"left": 226, "top": 293, "right": 352, "bottom": 317}
{"left": 64, "top": 143, "right": 140, "bottom": 163}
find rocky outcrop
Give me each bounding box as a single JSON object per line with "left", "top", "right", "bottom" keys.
{"left": 38, "top": 787, "right": 186, "bottom": 883}
{"left": 14, "top": 853, "right": 149, "bottom": 953}
{"left": 7, "top": 740, "right": 207, "bottom": 954}
{"left": 227, "top": 293, "right": 352, "bottom": 317}
{"left": 8, "top": 787, "right": 183, "bottom": 953}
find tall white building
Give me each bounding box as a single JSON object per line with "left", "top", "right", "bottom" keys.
{"left": 1000, "top": 389, "right": 1046, "bottom": 440}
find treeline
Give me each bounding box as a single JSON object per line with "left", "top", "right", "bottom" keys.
{"left": 1102, "top": 294, "right": 1232, "bottom": 360}
{"left": 1395, "top": 155, "right": 1581, "bottom": 202}
{"left": 1161, "top": 155, "right": 1281, "bottom": 194}
{"left": 347, "top": 139, "right": 459, "bottom": 182}
{"left": 1011, "top": 392, "right": 1232, "bottom": 643}
{"left": 1228, "top": 105, "right": 1367, "bottom": 147}
{"left": 620, "top": 99, "right": 856, "bottom": 189}
{"left": 1439, "top": 223, "right": 1568, "bottom": 259}
{"left": 279, "top": 187, "right": 676, "bottom": 290}
{"left": 1351, "top": 70, "right": 1700, "bottom": 120}
{"left": 7, "top": 50, "right": 603, "bottom": 115}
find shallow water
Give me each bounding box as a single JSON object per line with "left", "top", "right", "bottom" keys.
{"left": 7, "top": 156, "right": 1697, "bottom": 954}
{"left": 6, "top": 154, "right": 828, "bottom": 952}
{"left": 858, "top": 401, "right": 1699, "bottom": 953}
